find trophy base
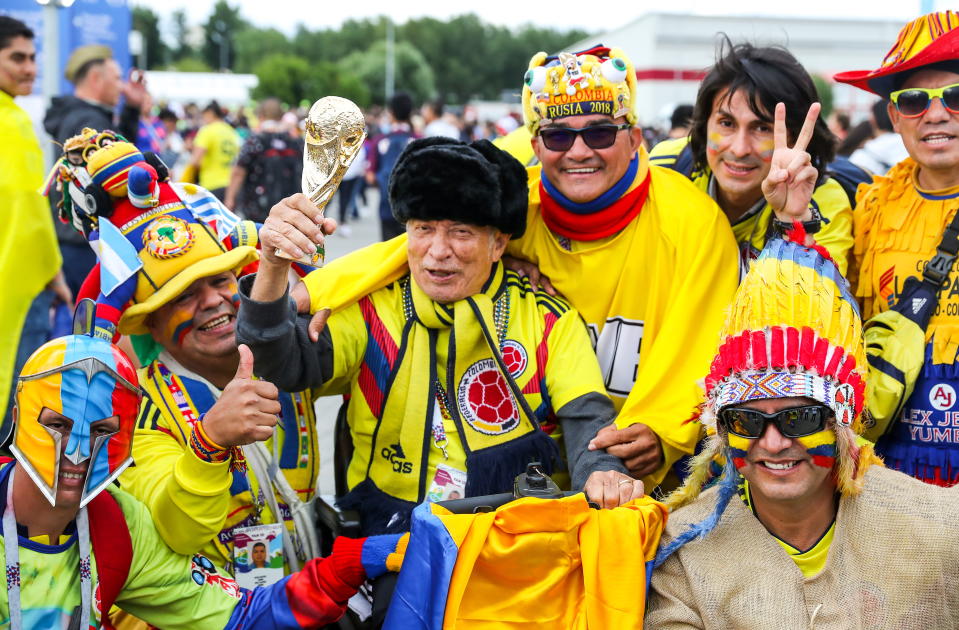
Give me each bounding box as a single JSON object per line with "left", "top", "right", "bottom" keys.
{"left": 274, "top": 245, "right": 324, "bottom": 268}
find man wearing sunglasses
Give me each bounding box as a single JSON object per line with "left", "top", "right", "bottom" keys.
{"left": 264, "top": 47, "right": 739, "bottom": 493}
{"left": 647, "top": 232, "right": 959, "bottom": 628}
{"left": 650, "top": 41, "right": 854, "bottom": 276}
{"left": 835, "top": 11, "right": 959, "bottom": 486}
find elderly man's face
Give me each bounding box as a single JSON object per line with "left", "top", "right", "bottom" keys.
{"left": 724, "top": 396, "right": 837, "bottom": 510}
{"left": 889, "top": 68, "right": 959, "bottom": 181}
{"left": 532, "top": 113, "right": 643, "bottom": 204}
{"left": 407, "top": 220, "right": 509, "bottom": 303}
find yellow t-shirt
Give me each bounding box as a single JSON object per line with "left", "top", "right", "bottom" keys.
{"left": 194, "top": 120, "right": 240, "bottom": 191}
{"left": 741, "top": 479, "right": 835, "bottom": 577}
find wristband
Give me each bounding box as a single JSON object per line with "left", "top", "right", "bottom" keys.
{"left": 190, "top": 420, "right": 231, "bottom": 464}
{"left": 773, "top": 205, "right": 822, "bottom": 235}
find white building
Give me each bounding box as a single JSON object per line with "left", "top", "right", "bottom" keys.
{"left": 143, "top": 71, "right": 258, "bottom": 107}
{"left": 568, "top": 12, "right": 907, "bottom": 126}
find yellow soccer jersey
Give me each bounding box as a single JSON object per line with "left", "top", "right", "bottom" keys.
{"left": 650, "top": 136, "right": 853, "bottom": 276}
{"left": 318, "top": 268, "right": 602, "bottom": 497}
{"left": 122, "top": 359, "right": 319, "bottom": 570}
{"left": 194, "top": 120, "right": 240, "bottom": 191}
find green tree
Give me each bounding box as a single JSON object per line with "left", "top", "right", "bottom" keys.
{"left": 234, "top": 27, "right": 292, "bottom": 73}
{"left": 163, "top": 56, "right": 213, "bottom": 73}
{"left": 202, "top": 0, "right": 247, "bottom": 70}
{"left": 169, "top": 9, "right": 194, "bottom": 61}
{"left": 252, "top": 54, "right": 370, "bottom": 107}
{"left": 132, "top": 7, "right": 167, "bottom": 69}
{"left": 341, "top": 40, "right": 435, "bottom": 105}
{"left": 812, "top": 75, "right": 834, "bottom": 119}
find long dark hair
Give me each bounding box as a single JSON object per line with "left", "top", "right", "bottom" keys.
{"left": 689, "top": 37, "right": 836, "bottom": 174}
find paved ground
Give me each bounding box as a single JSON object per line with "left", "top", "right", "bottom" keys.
{"left": 311, "top": 187, "right": 383, "bottom": 494}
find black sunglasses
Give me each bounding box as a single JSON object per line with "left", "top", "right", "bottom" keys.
{"left": 889, "top": 82, "right": 959, "bottom": 118}
{"left": 718, "top": 404, "right": 832, "bottom": 439}
{"left": 538, "top": 123, "right": 631, "bottom": 152}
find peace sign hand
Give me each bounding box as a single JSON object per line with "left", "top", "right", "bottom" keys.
{"left": 761, "top": 102, "right": 821, "bottom": 222}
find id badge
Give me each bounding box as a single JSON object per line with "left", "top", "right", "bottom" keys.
{"left": 426, "top": 463, "right": 467, "bottom": 502}
{"left": 233, "top": 523, "right": 285, "bottom": 588}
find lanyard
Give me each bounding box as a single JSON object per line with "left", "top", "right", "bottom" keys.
{"left": 3, "top": 468, "right": 92, "bottom": 629}
{"left": 158, "top": 353, "right": 278, "bottom": 524}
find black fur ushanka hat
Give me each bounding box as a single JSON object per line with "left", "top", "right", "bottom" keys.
{"left": 388, "top": 137, "right": 528, "bottom": 239}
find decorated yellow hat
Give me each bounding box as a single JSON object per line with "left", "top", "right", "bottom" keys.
{"left": 117, "top": 206, "right": 257, "bottom": 335}
{"left": 521, "top": 45, "right": 637, "bottom": 133}
{"left": 834, "top": 11, "right": 959, "bottom": 96}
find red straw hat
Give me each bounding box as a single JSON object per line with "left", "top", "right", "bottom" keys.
{"left": 834, "top": 11, "right": 959, "bottom": 97}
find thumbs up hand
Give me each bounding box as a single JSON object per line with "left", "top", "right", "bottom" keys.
{"left": 201, "top": 344, "right": 282, "bottom": 447}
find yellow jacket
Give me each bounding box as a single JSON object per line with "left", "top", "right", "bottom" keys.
{"left": 0, "top": 91, "right": 61, "bottom": 402}
{"left": 304, "top": 151, "right": 739, "bottom": 488}
{"left": 121, "top": 358, "right": 319, "bottom": 569}
{"left": 386, "top": 494, "right": 668, "bottom": 629}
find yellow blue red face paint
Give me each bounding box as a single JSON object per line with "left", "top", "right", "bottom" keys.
{"left": 163, "top": 305, "right": 196, "bottom": 347}
{"left": 796, "top": 429, "right": 837, "bottom": 469}
{"left": 726, "top": 428, "right": 836, "bottom": 470}
{"left": 706, "top": 131, "right": 723, "bottom": 155}
{"left": 757, "top": 138, "right": 775, "bottom": 162}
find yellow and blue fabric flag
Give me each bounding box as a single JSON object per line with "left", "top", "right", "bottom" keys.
{"left": 384, "top": 494, "right": 667, "bottom": 630}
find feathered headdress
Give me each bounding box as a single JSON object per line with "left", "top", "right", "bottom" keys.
{"left": 655, "top": 231, "right": 883, "bottom": 566}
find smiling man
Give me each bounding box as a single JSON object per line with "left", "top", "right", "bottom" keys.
{"left": 650, "top": 42, "right": 854, "bottom": 275}
{"left": 2, "top": 331, "right": 405, "bottom": 628}
{"left": 113, "top": 208, "right": 325, "bottom": 584}
{"left": 240, "top": 136, "right": 644, "bottom": 625}
{"left": 646, "top": 234, "right": 959, "bottom": 628}
{"left": 277, "top": 47, "right": 740, "bottom": 493}
{"left": 836, "top": 11, "right": 959, "bottom": 486}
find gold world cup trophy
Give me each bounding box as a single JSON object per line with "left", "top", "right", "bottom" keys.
{"left": 274, "top": 96, "right": 367, "bottom": 266}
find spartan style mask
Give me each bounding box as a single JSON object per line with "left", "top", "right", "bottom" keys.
{"left": 12, "top": 334, "right": 140, "bottom": 507}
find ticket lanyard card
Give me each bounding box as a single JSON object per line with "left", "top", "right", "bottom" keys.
{"left": 233, "top": 523, "right": 285, "bottom": 588}
{"left": 426, "top": 463, "right": 467, "bottom": 502}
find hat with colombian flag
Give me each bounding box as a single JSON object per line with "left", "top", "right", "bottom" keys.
{"left": 521, "top": 45, "right": 637, "bottom": 134}
{"left": 115, "top": 195, "right": 257, "bottom": 335}
{"left": 834, "top": 11, "right": 959, "bottom": 96}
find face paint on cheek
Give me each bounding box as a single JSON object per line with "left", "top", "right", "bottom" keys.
{"left": 227, "top": 279, "right": 240, "bottom": 312}
{"left": 164, "top": 306, "right": 196, "bottom": 347}
{"left": 727, "top": 433, "right": 752, "bottom": 470}
{"left": 706, "top": 131, "right": 723, "bottom": 155}
{"left": 757, "top": 138, "right": 775, "bottom": 162}
{"left": 796, "top": 429, "right": 837, "bottom": 469}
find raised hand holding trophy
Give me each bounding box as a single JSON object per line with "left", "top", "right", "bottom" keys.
{"left": 274, "top": 96, "right": 367, "bottom": 266}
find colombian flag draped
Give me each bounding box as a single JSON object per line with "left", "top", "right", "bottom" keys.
{"left": 0, "top": 93, "right": 61, "bottom": 410}
{"left": 385, "top": 494, "right": 668, "bottom": 629}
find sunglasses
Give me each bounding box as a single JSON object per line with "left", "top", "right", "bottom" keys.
{"left": 538, "top": 123, "right": 631, "bottom": 152}
{"left": 889, "top": 82, "right": 959, "bottom": 118}
{"left": 718, "top": 404, "right": 832, "bottom": 439}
